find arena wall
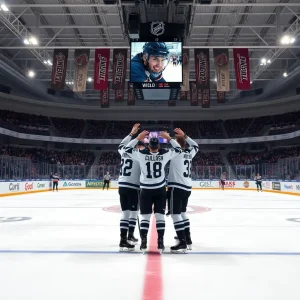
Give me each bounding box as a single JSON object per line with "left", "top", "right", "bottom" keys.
{"left": 0, "top": 180, "right": 299, "bottom": 197}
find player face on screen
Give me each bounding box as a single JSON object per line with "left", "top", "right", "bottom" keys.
{"left": 143, "top": 55, "right": 168, "bottom": 74}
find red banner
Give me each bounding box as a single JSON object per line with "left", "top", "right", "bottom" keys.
{"left": 201, "top": 89, "right": 210, "bottom": 108}
{"left": 217, "top": 91, "right": 226, "bottom": 103}
{"left": 180, "top": 91, "right": 188, "bottom": 101}
{"left": 94, "top": 49, "right": 110, "bottom": 90}
{"left": 115, "top": 89, "right": 124, "bottom": 102}
{"left": 112, "top": 49, "right": 127, "bottom": 90}
{"left": 233, "top": 48, "right": 251, "bottom": 90}
{"left": 100, "top": 87, "right": 109, "bottom": 108}
{"left": 127, "top": 82, "right": 135, "bottom": 105}
{"left": 194, "top": 49, "right": 210, "bottom": 89}
{"left": 190, "top": 82, "right": 198, "bottom": 106}
{"left": 51, "top": 49, "right": 68, "bottom": 90}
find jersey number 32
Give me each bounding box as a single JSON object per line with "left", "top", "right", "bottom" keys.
{"left": 120, "top": 159, "right": 133, "bottom": 176}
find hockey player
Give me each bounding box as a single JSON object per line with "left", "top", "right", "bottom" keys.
{"left": 130, "top": 42, "right": 170, "bottom": 83}
{"left": 102, "top": 172, "right": 111, "bottom": 190}
{"left": 125, "top": 129, "right": 182, "bottom": 253}
{"left": 220, "top": 172, "right": 226, "bottom": 190}
{"left": 254, "top": 173, "right": 263, "bottom": 192}
{"left": 167, "top": 129, "right": 199, "bottom": 253}
{"left": 118, "top": 123, "right": 145, "bottom": 251}
{"left": 52, "top": 173, "right": 59, "bottom": 192}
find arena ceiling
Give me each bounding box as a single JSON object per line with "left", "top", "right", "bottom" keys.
{"left": 0, "top": 0, "right": 300, "bottom": 104}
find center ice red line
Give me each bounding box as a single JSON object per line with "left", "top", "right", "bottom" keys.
{"left": 142, "top": 215, "right": 163, "bottom": 300}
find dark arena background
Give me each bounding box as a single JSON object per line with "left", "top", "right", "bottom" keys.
{"left": 0, "top": 1, "right": 300, "bottom": 300}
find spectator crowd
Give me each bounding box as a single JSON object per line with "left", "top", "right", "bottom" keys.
{"left": 0, "top": 109, "right": 299, "bottom": 139}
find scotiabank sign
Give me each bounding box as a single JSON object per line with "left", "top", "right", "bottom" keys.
{"left": 219, "top": 181, "right": 235, "bottom": 188}
{"left": 25, "top": 182, "right": 34, "bottom": 191}
{"left": 199, "top": 181, "right": 213, "bottom": 188}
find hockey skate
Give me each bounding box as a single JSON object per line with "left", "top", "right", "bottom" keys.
{"left": 119, "top": 238, "right": 135, "bottom": 252}
{"left": 170, "top": 239, "right": 187, "bottom": 254}
{"left": 128, "top": 234, "right": 138, "bottom": 245}
{"left": 157, "top": 236, "right": 165, "bottom": 254}
{"left": 140, "top": 236, "right": 147, "bottom": 254}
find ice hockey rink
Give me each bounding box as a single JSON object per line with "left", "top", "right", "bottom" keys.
{"left": 1, "top": 189, "right": 300, "bottom": 300}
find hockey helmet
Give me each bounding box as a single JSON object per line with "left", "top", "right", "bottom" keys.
{"left": 142, "top": 42, "right": 169, "bottom": 59}
{"left": 149, "top": 137, "right": 160, "bottom": 150}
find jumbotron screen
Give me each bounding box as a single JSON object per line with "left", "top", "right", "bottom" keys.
{"left": 143, "top": 131, "right": 168, "bottom": 144}
{"left": 130, "top": 41, "right": 182, "bottom": 87}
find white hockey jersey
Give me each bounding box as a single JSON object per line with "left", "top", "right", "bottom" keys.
{"left": 254, "top": 175, "right": 262, "bottom": 182}
{"left": 167, "top": 137, "right": 199, "bottom": 191}
{"left": 118, "top": 135, "right": 141, "bottom": 190}
{"left": 125, "top": 138, "right": 182, "bottom": 189}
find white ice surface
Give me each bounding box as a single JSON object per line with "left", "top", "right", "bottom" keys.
{"left": 0, "top": 189, "right": 300, "bottom": 300}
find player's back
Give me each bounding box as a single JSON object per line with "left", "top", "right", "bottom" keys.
{"left": 168, "top": 150, "right": 193, "bottom": 191}
{"left": 118, "top": 151, "right": 140, "bottom": 189}
{"left": 138, "top": 148, "right": 174, "bottom": 189}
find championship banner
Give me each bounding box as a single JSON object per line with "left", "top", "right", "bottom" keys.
{"left": 201, "top": 89, "right": 210, "bottom": 108}
{"left": 94, "top": 49, "right": 110, "bottom": 90}
{"left": 190, "top": 82, "right": 198, "bottom": 106}
{"left": 115, "top": 89, "right": 124, "bottom": 102}
{"left": 112, "top": 49, "right": 127, "bottom": 91}
{"left": 168, "top": 100, "right": 176, "bottom": 106}
{"left": 194, "top": 49, "right": 210, "bottom": 89}
{"left": 233, "top": 48, "right": 251, "bottom": 90}
{"left": 181, "top": 49, "right": 190, "bottom": 91}
{"left": 127, "top": 82, "right": 135, "bottom": 105}
{"left": 51, "top": 49, "right": 68, "bottom": 90}
{"left": 213, "top": 48, "right": 230, "bottom": 92}
{"left": 180, "top": 91, "right": 188, "bottom": 101}
{"left": 217, "top": 91, "right": 226, "bottom": 103}
{"left": 73, "top": 49, "right": 90, "bottom": 92}
{"left": 100, "top": 87, "right": 109, "bottom": 108}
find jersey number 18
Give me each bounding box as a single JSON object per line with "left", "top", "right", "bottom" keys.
{"left": 146, "top": 162, "right": 162, "bottom": 178}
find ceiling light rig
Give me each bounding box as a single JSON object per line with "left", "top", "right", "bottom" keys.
{"left": 23, "top": 35, "right": 39, "bottom": 46}
{"left": 260, "top": 58, "right": 271, "bottom": 66}
{"left": 0, "top": 4, "right": 9, "bottom": 11}
{"left": 27, "top": 70, "right": 35, "bottom": 78}
{"left": 280, "top": 35, "right": 295, "bottom": 45}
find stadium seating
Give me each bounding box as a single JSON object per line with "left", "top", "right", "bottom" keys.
{"left": 0, "top": 109, "right": 299, "bottom": 139}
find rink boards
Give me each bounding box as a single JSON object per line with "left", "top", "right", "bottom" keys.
{"left": 0, "top": 179, "right": 299, "bottom": 197}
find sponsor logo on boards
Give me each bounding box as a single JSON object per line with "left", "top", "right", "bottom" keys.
{"left": 9, "top": 183, "right": 20, "bottom": 191}
{"left": 272, "top": 182, "right": 281, "bottom": 191}
{"left": 86, "top": 180, "right": 103, "bottom": 188}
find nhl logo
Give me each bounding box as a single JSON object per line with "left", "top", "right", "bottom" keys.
{"left": 150, "top": 21, "right": 165, "bottom": 36}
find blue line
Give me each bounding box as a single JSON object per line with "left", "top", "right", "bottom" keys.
{"left": 0, "top": 250, "right": 300, "bottom": 255}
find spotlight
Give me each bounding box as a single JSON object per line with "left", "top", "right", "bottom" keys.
{"left": 87, "top": 77, "right": 93, "bottom": 82}
{"left": 0, "top": 4, "right": 9, "bottom": 11}
{"left": 28, "top": 70, "right": 35, "bottom": 78}
{"left": 280, "top": 35, "right": 295, "bottom": 45}
{"left": 214, "top": 78, "right": 217, "bottom": 82}
{"left": 24, "top": 39, "right": 30, "bottom": 45}
{"left": 283, "top": 72, "right": 288, "bottom": 77}
{"left": 47, "top": 60, "right": 52, "bottom": 66}
{"left": 29, "top": 36, "right": 38, "bottom": 45}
